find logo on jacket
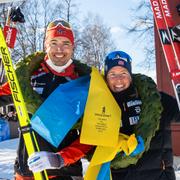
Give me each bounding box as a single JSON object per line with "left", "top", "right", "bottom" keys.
{"left": 135, "top": 106, "right": 141, "bottom": 113}
{"left": 57, "top": 29, "right": 66, "bottom": 35}
{"left": 75, "top": 101, "right": 80, "bottom": 115}
{"left": 129, "top": 116, "right": 139, "bottom": 125}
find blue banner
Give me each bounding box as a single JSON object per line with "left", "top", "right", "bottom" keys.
{"left": 31, "top": 75, "right": 90, "bottom": 147}
{"left": 97, "top": 162, "right": 111, "bottom": 180}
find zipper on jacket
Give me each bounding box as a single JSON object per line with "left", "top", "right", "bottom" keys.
{"left": 123, "top": 103, "right": 126, "bottom": 111}
{"left": 51, "top": 74, "right": 56, "bottom": 82}
{"left": 161, "top": 160, "right": 166, "bottom": 170}
{"left": 52, "top": 74, "right": 56, "bottom": 82}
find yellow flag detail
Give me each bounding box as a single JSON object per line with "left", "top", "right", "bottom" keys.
{"left": 79, "top": 67, "right": 138, "bottom": 179}
{"left": 84, "top": 133, "right": 137, "bottom": 179}
{"left": 80, "top": 67, "right": 121, "bottom": 147}
{"left": 126, "top": 134, "right": 138, "bottom": 155}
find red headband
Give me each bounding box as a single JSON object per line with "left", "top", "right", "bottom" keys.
{"left": 45, "top": 24, "right": 74, "bottom": 45}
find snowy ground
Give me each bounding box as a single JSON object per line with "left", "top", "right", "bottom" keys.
{"left": 0, "top": 139, "right": 17, "bottom": 179}
{"left": 0, "top": 138, "right": 180, "bottom": 180}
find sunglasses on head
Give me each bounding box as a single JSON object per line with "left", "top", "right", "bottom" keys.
{"left": 47, "top": 19, "right": 71, "bottom": 30}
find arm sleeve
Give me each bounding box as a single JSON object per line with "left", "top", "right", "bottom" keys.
{"left": 160, "top": 92, "right": 180, "bottom": 123}
{"left": 58, "top": 138, "right": 93, "bottom": 166}
{"left": 0, "top": 82, "right": 13, "bottom": 106}
{"left": 0, "top": 82, "right": 11, "bottom": 96}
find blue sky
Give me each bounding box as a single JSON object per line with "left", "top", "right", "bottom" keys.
{"left": 78, "top": 0, "right": 156, "bottom": 79}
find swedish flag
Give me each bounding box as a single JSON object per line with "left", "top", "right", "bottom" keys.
{"left": 31, "top": 75, "right": 90, "bottom": 147}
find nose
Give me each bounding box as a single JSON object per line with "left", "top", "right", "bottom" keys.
{"left": 115, "top": 75, "right": 124, "bottom": 80}
{"left": 57, "top": 46, "right": 63, "bottom": 52}
{"left": 116, "top": 78, "right": 123, "bottom": 83}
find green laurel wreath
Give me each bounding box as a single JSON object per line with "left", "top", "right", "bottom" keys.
{"left": 15, "top": 52, "right": 45, "bottom": 114}
{"left": 111, "top": 74, "right": 163, "bottom": 168}
{"left": 15, "top": 52, "right": 163, "bottom": 168}
{"left": 15, "top": 51, "right": 91, "bottom": 114}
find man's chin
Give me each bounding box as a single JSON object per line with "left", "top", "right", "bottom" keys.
{"left": 53, "top": 61, "right": 67, "bottom": 66}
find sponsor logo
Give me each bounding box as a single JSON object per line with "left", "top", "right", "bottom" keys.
{"left": 127, "top": 100, "right": 142, "bottom": 107}
{"left": 129, "top": 116, "right": 139, "bottom": 125}
{"left": 118, "top": 60, "right": 125, "bottom": 66}
{"left": 0, "top": 47, "right": 21, "bottom": 103}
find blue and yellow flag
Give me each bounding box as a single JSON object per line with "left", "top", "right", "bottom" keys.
{"left": 80, "top": 67, "right": 121, "bottom": 147}
{"left": 84, "top": 133, "right": 138, "bottom": 179}
{"left": 81, "top": 68, "right": 138, "bottom": 179}
{"left": 30, "top": 75, "right": 90, "bottom": 147}
{"left": 79, "top": 68, "right": 121, "bottom": 179}
{"left": 30, "top": 67, "right": 137, "bottom": 179}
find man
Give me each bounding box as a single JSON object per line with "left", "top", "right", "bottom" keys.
{"left": 104, "top": 50, "right": 180, "bottom": 180}
{"left": 0, "top": 19, "right": 92, "bottom": 180}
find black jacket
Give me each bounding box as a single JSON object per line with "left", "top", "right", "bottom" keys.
{"left": 111, "top": 84, "right": 142, "bottom": 136}
{"left": 111, "top": 92, "right": 179, "bottom": 180}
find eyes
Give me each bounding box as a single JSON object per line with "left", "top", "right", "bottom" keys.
{"left": 48, "top": 41, "right": 72, "bottom": 49}
{"left": 107, "top": 72, "right": 130, "bottom": 80}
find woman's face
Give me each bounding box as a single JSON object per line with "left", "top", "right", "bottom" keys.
{"left": 45, "top": 36, "right": 74, "bottom": 66}
{"left": 106, "top": 66, "right": 132, "bottom": 93}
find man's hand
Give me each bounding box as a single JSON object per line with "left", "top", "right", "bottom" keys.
{"left": 28, "top": 151, "right": 64, "bottom": 173}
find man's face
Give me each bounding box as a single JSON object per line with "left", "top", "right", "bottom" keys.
{"left": 106, "top": 66, "right": 132, "bottom": 93}
{"left": 45, "top": 36, "right": 74, "bottom": 66}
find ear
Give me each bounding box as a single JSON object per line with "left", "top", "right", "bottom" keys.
{"left": 72, "top": 44, "right": 75, "bottom": 51}
{"left": 45, "top": 46, "right": 47, "bottom": 53}
{"left": 44, "top": 41, "right": 48, "bottom": 53}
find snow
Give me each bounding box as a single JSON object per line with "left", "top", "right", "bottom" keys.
{"left": 0, "top": 138, "right": 180, "bottom": 180}
{"left": 0, "top": 138, "right": 17, "bottom": 179}
{"left": 174, "top": 156, "right": 180, "bottom": 180}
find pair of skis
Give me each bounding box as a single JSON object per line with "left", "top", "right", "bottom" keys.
{"left": 0, "top": 3, "right": 49, "bottom": 180}
{"left": 150, "top": 0, "right": 180, "bottom": 110}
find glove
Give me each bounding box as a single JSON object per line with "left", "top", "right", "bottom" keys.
{"left": 130, "top": 136, "right": 144, "bottom": 157}
{"left": 27, "top": 151, "right": 64, "bottom": 173}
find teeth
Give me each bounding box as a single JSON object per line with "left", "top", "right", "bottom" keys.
{"left": 55, "top": 54, "right": 64, "bottom": 58}
{"left": 115, "top": 85, "right": 123, "bottom": 88}
{"left": 114, "top": 85, "right": 124, "bottom": 92}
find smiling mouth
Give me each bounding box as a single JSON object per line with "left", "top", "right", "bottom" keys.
{"left": 54, "top": 54, "right": 64, "bottom": 58}
{"left": 114, "top": 85, "right": 125, "bottom": 91}
{"left": 115, "top": 85, "right": 124, "bottom": 88}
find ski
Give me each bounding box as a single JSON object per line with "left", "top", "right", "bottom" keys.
{"left": 0, "top": 6, "right": 49, "bottom": 180}
{"left": 0, "top": 27, "right": 49, "bottom": 180}
{"left": 150, "top": 0, "right": 180, "bottom": 110}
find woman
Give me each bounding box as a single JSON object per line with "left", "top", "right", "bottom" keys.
{"left": 104, "top": 50, "right": 179, "bottom": 180}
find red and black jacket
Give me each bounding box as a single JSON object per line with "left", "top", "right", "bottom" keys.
{"left": 0, "top": 59, "right": 93, "bottom": 178}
